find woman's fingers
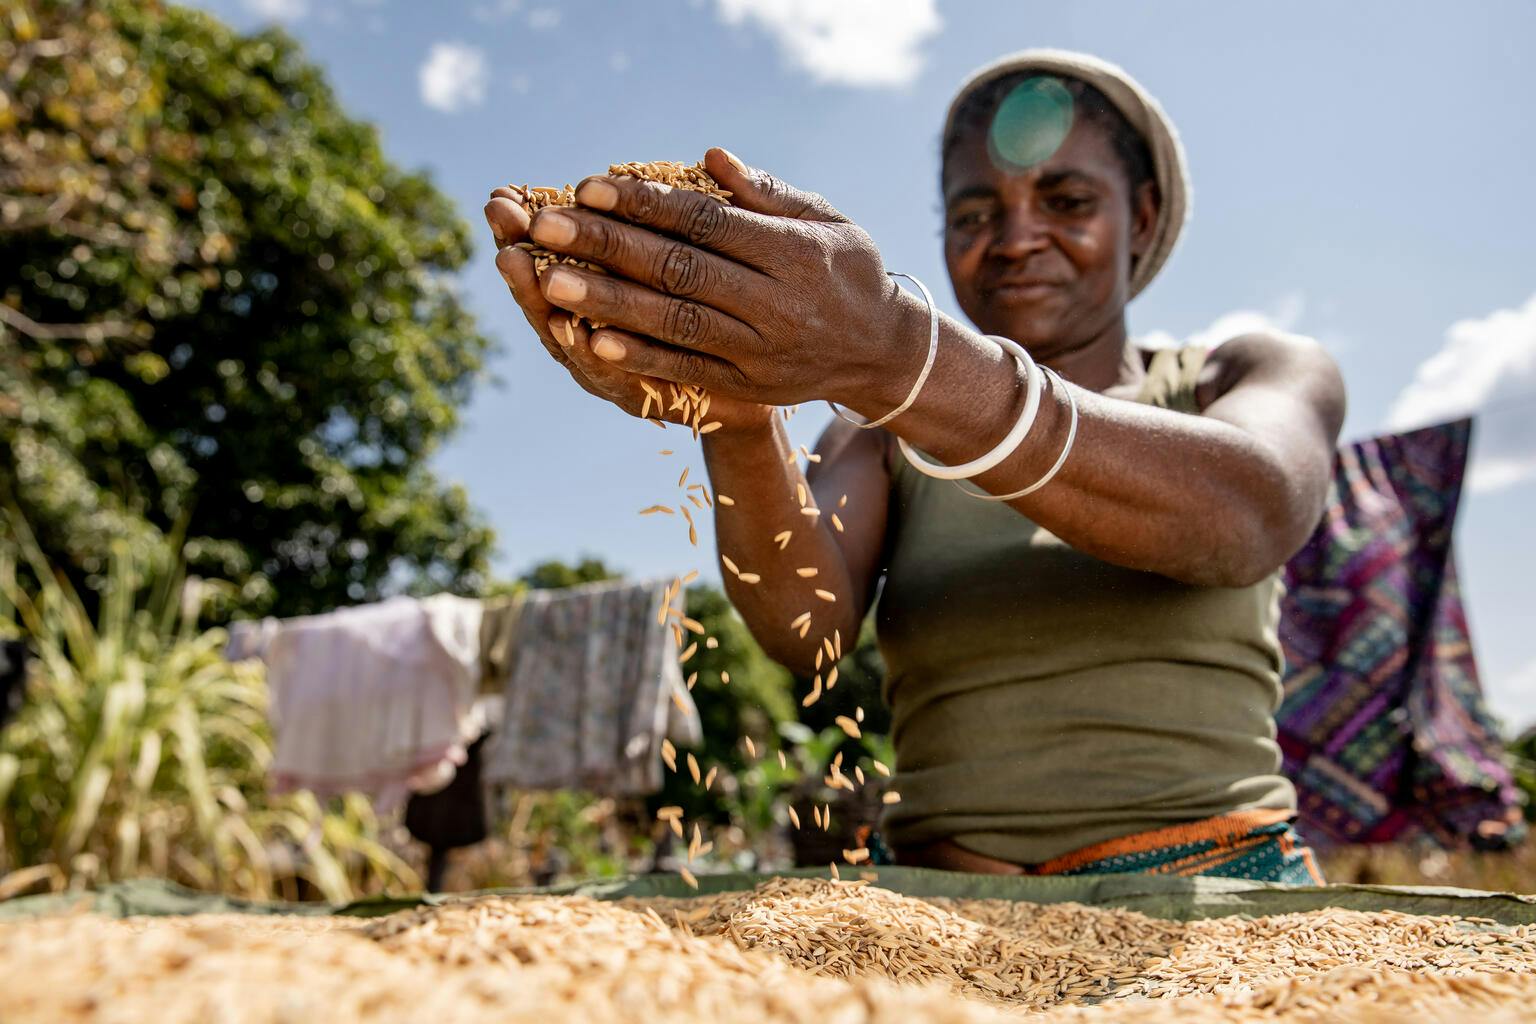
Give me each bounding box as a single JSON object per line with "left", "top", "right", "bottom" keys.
{"left": 700, "top": 147, "right": 851, "bottom": 224}
{"left": 493, "top": 245, "right": 574, "bottom": 370}
{"left": 527, "top": 205, "right": 765, "bottom": 320}
{"left": 484, "top": 193, "right": 531, "bottom": 247}
{"left": 551, "top": 317, "right": 711, "bottom": 424}
{"left": 566, "top": 174, "right": 785, "bottom": 269}
{"left": 538, "top": 264, "right": 757, "bottom": 359}
{"left": 587, "top": 326, "right": 749, "bottom": 397}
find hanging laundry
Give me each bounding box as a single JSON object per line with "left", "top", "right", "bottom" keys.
{"left": 227, "top": 594, "right": 485, "bottom": 812}
{"left": 0, "top": 639, "right": 26, "bottom": 731}
{"left": 1278, "top": 417, "right": 1525, "bottom": 849}
{"left": 482, "top": 579, "right": 701, "bottom": 796}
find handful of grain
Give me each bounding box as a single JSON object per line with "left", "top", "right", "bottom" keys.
{"left": 509, "top": 161, "right": 733, "bottom": 437}
{"left": 508, "top": 160, "right": 733, "bottom": 279}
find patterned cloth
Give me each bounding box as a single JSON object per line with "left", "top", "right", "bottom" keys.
{"left": 868, "top": 811, "right": 1323, "bottom": 884}
{"left": 1027, "top": 810, "right": 1324, "bottom": 884}
{"left": 482, "top": 579, "right": 701, "bottom": 796}
{"left": 1278, "top": 418, "right": 1525, "bottom": 848}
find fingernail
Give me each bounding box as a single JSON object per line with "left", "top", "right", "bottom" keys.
{"left": 531, "top": 210, "right": 576, "bottom": 247}
{"left": 721, "top": 149, "right": 748, "bottom": 176}
{"left": 576, "top": 178, "right": 619, "bottom": 211}
{"left": 545, "top": 267, "right": 585, "bottom": 303}
{"left": 593, "top": 334, "right": 626, "bottom": 362}
{"left": 494, "top": 246, "right": 518, "bottom": 284}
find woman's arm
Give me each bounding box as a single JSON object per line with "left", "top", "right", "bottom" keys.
{"left": 867, "top": 305, "right": 1345, "bottom": 587}
{"left": 703, "top": 416, "right": 890, "bottom": 676}
{"left": 520, "top": 149, "right": 1345, "bottom": 588}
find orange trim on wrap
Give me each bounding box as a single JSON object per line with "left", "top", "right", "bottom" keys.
{"left": 1023, "top": 808, "right": 1297, "bottom": 876}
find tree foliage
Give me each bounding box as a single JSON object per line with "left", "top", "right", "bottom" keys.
{"left": 0, "top": 0, "right": 493, "bottom": 615}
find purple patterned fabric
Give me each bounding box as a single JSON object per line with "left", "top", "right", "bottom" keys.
{"left": 1278, "top": 418, "right": 1525, "bottom": 848}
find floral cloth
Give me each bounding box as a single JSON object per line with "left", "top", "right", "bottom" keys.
{"left": 1278, "top": 418, "right": 1525, "bottom": 848}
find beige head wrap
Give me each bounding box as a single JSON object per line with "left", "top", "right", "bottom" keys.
{"left": 943, "top": 49, "right": 1190, "bottom": 298}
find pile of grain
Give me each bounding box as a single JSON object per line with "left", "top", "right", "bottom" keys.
{"left": 4, "top": 878, "right": 1535, "bottom": 1023}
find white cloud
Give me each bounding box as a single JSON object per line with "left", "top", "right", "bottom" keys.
{"left": 1487, "top": 657, "right": 1536, "bottom": 737}
{"left": 527, "top": 7, "right": 561, "bottom": 29}
{"left": 418, "top": 42, "right": 489, "bottom": 114}
{"left": 1386, "top": 293, "right": 1536, "bottom": 493}
{"left": 244, "top": 0, "right": 308, "bottom": 19}
{"left": 713, "top": 0, "right": 941, "bottom": 89}
{"left": 610, "top": 51, "right": 632, "bottom": 74}
{"left": 1135, "top": 292, "right": 1305, "bottom": 352}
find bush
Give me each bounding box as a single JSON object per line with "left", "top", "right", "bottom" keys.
{"left": 0, "top": 511, "right": 418, "bottom": 901}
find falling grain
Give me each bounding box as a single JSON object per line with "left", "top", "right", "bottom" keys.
{"left": 835, "top": 715, "right": 861, "bottom": 739}
{"left": 640, "top": 505, "right": 675, "bottom": 516}
{"left": 721, "top": 554, "right": 741, "bottom": 576}
{"left": 717, "top": 493, "right": 736, "bottom": 506}
{"left": 737, "top": 572, "right": 761, "bottom": 584}
{"left": 796, "top": 567, "right": 818, "bottom": 578}
{"left": 831, "top": 514, "right": 844, "bottom": 533}
{"left": 661, "top": 739, "right": 677, "bottom": 772}
{"left": 815, "top": 589, "right": 836, "bottom": 602}
{"left": 687, "top": 752, "right": 701, "bottom": 785}
{"left": 773, "top": 530, "right": 793, "bottom": 549}
{"left": 787, "top": 806, "right": 801, "bottom": 829}
{"left": 882, "top": 791, "right": 901, "bottom": 804}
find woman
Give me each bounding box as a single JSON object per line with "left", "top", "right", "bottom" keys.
{"left": 483, "top": 50, "right": 1344, "bottom": 883}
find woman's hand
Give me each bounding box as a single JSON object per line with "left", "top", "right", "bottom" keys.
{"left": 482, "top": 187, "right": 773, "bottom": 431}
{"left": 517, "top": 148, "right": 928, "bottom": 412}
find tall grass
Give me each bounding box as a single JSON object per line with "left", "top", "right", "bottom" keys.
{"left": 0, "top": 513, "right": 419, "bottom": 902}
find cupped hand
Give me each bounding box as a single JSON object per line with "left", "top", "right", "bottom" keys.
{"left": 518, "top": 149, "right": 925, "bottom": 411}
{"left": 483, "top": 187, "right": 773, "bottom": 432}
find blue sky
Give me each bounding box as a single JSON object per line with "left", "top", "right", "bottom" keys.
{"left": 193, "top": 0, "right": 1536, "bottom": 731}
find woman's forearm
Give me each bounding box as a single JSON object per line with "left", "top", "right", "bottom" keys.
{"left": 701, "top": 418, "right": 865, "bottom": 675}
{"left": 851, "top": 297, "right": 1314, "bottom": 587}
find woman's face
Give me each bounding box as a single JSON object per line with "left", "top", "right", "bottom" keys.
{"left": 943, "top": 115, "right": 1157, "bottom": 359}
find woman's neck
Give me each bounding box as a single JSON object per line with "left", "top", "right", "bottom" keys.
{"left": 1039, "top": 316, "right": 1141, "bottom": 395}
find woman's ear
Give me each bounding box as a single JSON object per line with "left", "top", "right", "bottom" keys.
{"left": 1129, "top": 180, "right": 1160, "bottom": 260}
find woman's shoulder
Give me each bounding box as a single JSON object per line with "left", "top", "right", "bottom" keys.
{"left": 1195, "top": 331, "right": 1344, "bottom": 414}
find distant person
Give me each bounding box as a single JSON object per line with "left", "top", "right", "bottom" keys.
{"left": 485, "top": 50, "right": 1344, "bottom": 883}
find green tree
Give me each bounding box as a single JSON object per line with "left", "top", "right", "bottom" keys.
{"left": 0, "top": 0, "right": 493, "bottom": 615}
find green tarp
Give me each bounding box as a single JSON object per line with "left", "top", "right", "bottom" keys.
{"left": 5, "top": 868, "right": 1536, "bottom": 926}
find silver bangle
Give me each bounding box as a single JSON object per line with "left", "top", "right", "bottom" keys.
{"left": 826, "top": 271, "right": 939, "bottom": 430}
{"left": 954, "top": 366, "right": 1078, "bottom": 501}
{"left": 897, "top": 334, "right": 1044, "bottom": 481}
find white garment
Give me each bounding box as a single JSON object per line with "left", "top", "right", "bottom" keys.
{"left": 252, "top": 594, "right": 484, "bottom": 811}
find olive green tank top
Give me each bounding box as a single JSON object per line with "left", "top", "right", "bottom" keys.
{"left": 876, "top": 346, "right": 1295, "bottom": 864}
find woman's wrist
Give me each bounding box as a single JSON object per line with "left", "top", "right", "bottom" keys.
{"left": 829, "top": 283, "right": 932, "bottom": 414}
